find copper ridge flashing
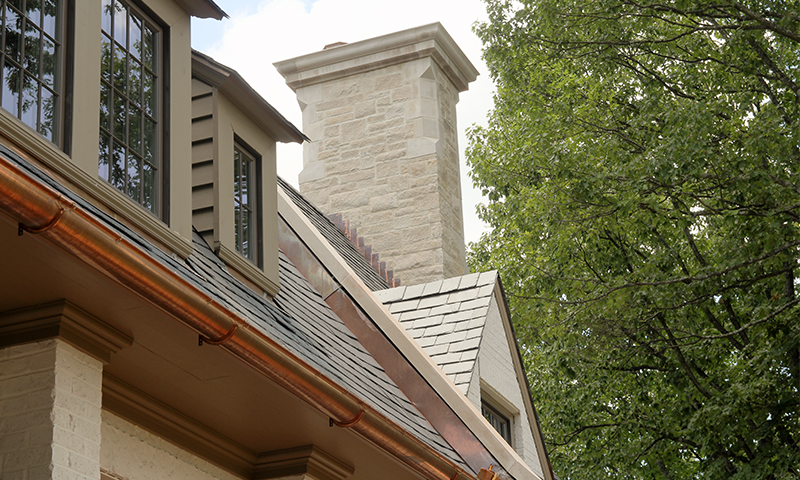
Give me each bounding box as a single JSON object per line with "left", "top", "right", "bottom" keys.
{"left": 0, "top": 148, "right": 472, "bottom": 480}
{"left": 277, "top": 187, "right": 544, "bottom": 480}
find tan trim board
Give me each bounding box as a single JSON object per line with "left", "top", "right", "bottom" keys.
{"left": 103, "top": 374, "right": 256, "bottom": 479}
{"left": 254, "top": 445, "right": 354, "bottom": 480}
{"left": 217, "top": 243, "right": 280, "bottom": 297}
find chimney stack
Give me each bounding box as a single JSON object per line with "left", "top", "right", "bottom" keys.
{"left": 275, "top": 23, "right": 478, "bottom": 286}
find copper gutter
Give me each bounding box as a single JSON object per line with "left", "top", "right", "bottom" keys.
{"left": 0, "top": 150, "right": 474, "bottom": 480}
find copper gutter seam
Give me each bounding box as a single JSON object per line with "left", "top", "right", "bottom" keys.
{"left": 0, "top": 154, "right": 474, "bottom": 480}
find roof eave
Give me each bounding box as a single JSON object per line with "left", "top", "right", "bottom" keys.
{"left": 0, "top": 149, "right": 467, "bottom": 480}
{"left": 177, "top": 0, "right": 228, "bottom": 19}
{"left": 192, "top": 51, "right": 307, "bottom": 144}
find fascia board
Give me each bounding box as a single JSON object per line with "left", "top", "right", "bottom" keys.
{"left": 192, "top": 51, "right": 307, "bottom": 144}
{"left": 176, "top": 0, "right": 227, "bottom": 19}
{"left": 277, "top": 187, "right": 543, "bottom": 480}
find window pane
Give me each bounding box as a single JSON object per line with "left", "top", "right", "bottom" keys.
{"left": 112, "top": 92, "right": 125, "bottom": 140}
{"left": 129, "top": 106, "right": 141, "bottom": 154}
{"left": 113, "top": 1, "right": 126, "bottom": 46}
{"left": 143, "top": 25, "right": 153, "bottom": 69}
{"left": 127, "top": 152, "right": 140, "bottom": 203}
{"left": 101, "top": 0, "right": 112, "bottom": 34}
{"left": 41, "top": 34, "right": 55, "bottom": 87}
{"left": 241, "top": 208, "right": 250, "bottom": 259}
{"left": 20, "top": 73, "right": 37, "bottom": 129}
{"left": 25, "top": 0, "right": 41, "bottom": 28}
{"left": 2, "top": 63, "right": 20, "bottom": 116}
{"left": 234, "top": 204, "right": 240, "bottom": 254}
{"left": 99, "top": 132, "right": 110, "bottom": 180}
{"left": 112, "top": 142, "right": 125, "bottom": 190}
{"left": 143, "top": 117, "right": 155, "bottom": 161}
{"left": 43, "top": 0, "right": 57, "bottom": 38}
{"left": 129, "top": 58, "right": 141, "bottom": 105}
{"left": 129, "top": 14, "right": 141, "bottom": 60}
{"left": 112, "top": 41, "right": 125, "bottom": 93}
{"left": 143, "top": 71, "right": 154, "bottom": 116}
{"left": 98, "top": 0, "right": 157, "bottom": 214}
{"left": 24, "top": 23, "right": 41, "bottom": 76}
{"left": 100, "top": 33, "right": 111, "bottom": 84}
{"left": 99, "top": 82, "right": 110, "bottom": 130}
{"left": 40, "top": 85, "right": 54, "bottom": 140}
{"left": 5, "top": 6, "right": 21, "bottom": 63}
{"left": 241, "top": 157, "right": 249, "bottom": 206}
{"left": 142, "top": 161, "right": 154, "bottom": 212}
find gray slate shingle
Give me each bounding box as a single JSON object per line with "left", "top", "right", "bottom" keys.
{"left": 377, "top": 271, "right": 499, "bottom": 393}
{"left": 1, "top": 146, "right": 465, "bottom": 471}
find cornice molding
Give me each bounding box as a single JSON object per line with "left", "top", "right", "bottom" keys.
{"left": 102, "top": 374, "right": 257, "bottom": 478}
{"left": 254, "top": 445, "right": 354, "bottom": 480}
{"left": 274, "top": 22, "right": 479, "bottom": 92}
{"left": 0, "top": 300, "right": 132, "bottom": 364}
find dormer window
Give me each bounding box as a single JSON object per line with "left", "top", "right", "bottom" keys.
{"left": 234, "top": 142, "right": 259, "bottom": 262}
{"left": 0, "top": 0, "right": 61, "bottom": 142}
{"left": 98, "top": 0, "right": 161, "bottom": 215}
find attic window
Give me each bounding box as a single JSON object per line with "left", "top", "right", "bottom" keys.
{"left": 482, "top": 401, "right": 512, "bottom": 445}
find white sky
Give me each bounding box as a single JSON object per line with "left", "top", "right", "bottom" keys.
{"left": 191, "top": 0, "right": 493, "bottom": 244}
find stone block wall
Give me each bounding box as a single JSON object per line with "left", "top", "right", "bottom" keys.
{"left": 0, "top": 339, "right": 103, "bottom": 480}
{"left": 296, "top": 56, "right": 468, "bottom": 286}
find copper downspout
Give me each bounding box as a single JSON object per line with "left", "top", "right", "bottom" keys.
{"left": 0, "top": 152, "right": 474, "bottom": 480}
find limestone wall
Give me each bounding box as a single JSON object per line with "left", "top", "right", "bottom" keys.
{"left": 296, "top": 56, "right": 468, "bottom": 285}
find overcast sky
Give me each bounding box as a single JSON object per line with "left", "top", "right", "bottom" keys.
{"left": 191, "top": 0, "right": 494, "bottom": 244}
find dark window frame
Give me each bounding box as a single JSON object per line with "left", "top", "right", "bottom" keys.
{"left": 0, "top": 0, "right": 65, "bottom": 144}
{"left": 482, "top": 400, "right": 513, "bottom": 445}
{"left": 98, "top": 0, "right": 167, "bottom": 219}
{"left": 233, "top": 136, "right": 262, "bottom": 268}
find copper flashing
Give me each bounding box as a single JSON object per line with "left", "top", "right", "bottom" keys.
{"left": 277, "top": 216, "right": 513, "bottom": 480}
{"left": 0, "top": 150, "right": 473, "bottom": 480}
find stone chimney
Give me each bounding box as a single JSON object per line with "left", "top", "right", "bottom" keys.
{"left": 275, "top": 23, "right": 478, "bottom": 286}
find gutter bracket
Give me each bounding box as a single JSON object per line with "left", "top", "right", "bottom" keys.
{"left": 19, "top": 197, "right": 68, "bottom": 236}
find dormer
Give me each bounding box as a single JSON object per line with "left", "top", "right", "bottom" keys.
{"left": 191, "top": 51, "right": 305, "bottom": 297}
{"left": 0, "top": 0, "right": 225, "bottom": 259}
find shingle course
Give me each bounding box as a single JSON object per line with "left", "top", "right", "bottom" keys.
{"left": 377, "top": 271, "right": 499, "bottom": 388}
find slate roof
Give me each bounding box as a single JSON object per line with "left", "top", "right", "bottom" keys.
{"left": 2, "top": 145, "right": 465, "bottom": 471}
{"left": 278, "top": 177, "right": 390, "bottom": 291}
{"left": 374, "top": 272, "right": 498, "bottom": 393}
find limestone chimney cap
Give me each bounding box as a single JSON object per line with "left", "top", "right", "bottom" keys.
{"left": 274, "top": 22, "right": 479, "bottom": 92}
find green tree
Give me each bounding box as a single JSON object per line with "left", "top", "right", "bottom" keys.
{"left": 467, "top": 1, "right": 800, "bottom": 478}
